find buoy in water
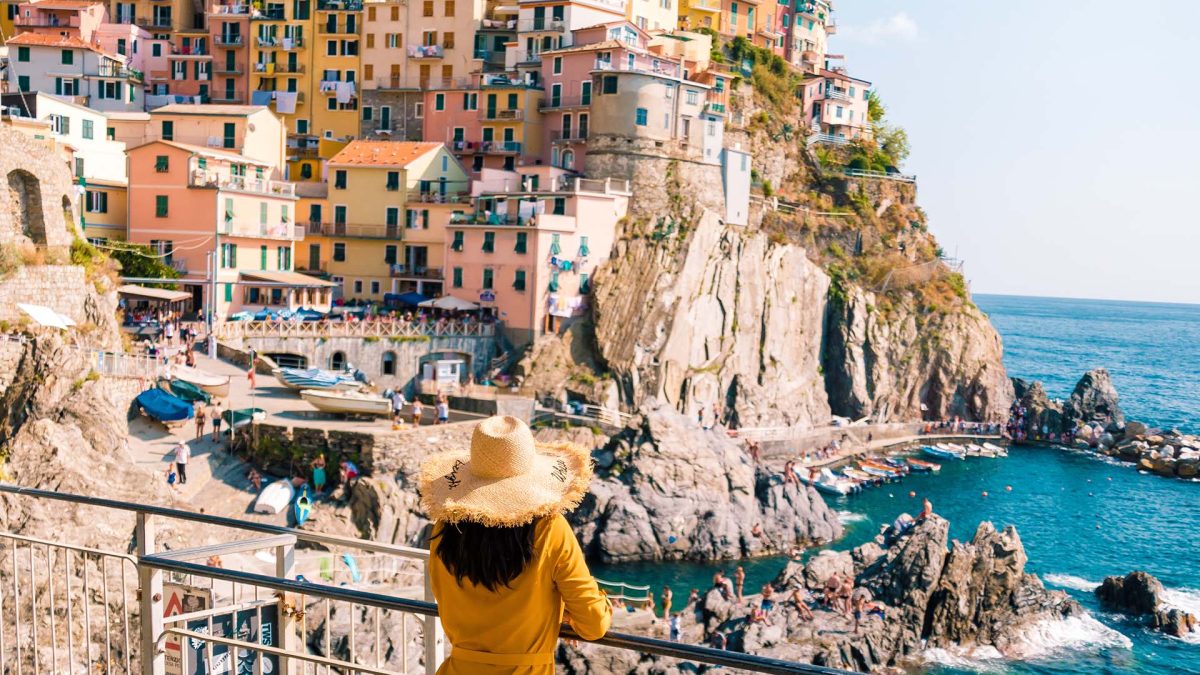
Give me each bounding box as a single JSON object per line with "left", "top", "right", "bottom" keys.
{"left": 1005, "top": 485, "right": 1013, "bottom": 492}
{"left": 982, "top": 491, "right": 989, "bottom": 497}
{"left": 908, "top": 491, "right": 916, "bottom": 498}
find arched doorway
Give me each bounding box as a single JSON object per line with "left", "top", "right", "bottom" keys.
{"left": 7, "top": 170, "right": 46, "bottom": 244}
{"left": 330, "top": 351, "right": 346, "bottom": 370}
{"left": 381, "top": 351, "right": 397, "bottom": 376}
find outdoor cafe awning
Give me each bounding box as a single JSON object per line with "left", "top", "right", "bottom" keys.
{"left": 418, "top": 295, "right": 480, "bottom": 311}
{"left": 239, "top": 271, "right": 338, "bottom": 288}
{"left": 118, "top": 284, "right": 191, "bottom": 303}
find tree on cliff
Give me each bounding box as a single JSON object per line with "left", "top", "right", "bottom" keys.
{"left": 107, "top": 243, "right": 181, "bottom": 287}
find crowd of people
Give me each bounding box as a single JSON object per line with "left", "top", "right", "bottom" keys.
{"left": 921, "top": 418, "right": 1002, "bottom": 435}
{"left": 1004, "top": 401, "right": 1081, "bottom": 445}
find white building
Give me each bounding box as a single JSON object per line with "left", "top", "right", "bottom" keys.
{"left": 5, "top": 33, "right": 145, "bottom": 113}
{"left": 721, "top": 146, "right": 750, "bottom": 226}
{"left": 0, "top": 92, "right": 129, "bottom": 184}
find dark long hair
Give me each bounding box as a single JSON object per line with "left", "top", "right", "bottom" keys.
{"left": 433, "top": 519, "right": 538, "bottom": 592}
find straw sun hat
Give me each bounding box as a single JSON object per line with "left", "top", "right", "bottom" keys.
{"left": 418, "top": 415, "right": 593, "bottom": 527}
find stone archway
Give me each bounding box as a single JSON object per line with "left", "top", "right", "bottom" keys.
{"left": 7, "top": 170, "right": 46, "bottom": 245}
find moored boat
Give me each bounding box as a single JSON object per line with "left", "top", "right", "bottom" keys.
{"left": 222, "top": 407, "right": 266, "bottom": 428}
{"left": 907, "top": 457, "right": 941, "bottom": 472}
{"left": 983, "top": 442, "right": 1008, "bottom": 457}
{"left": 842, "top": 468, "right": 882, "bottom": 485}
{"left": 798, "top": 468, "right": 859, "bottom": 496}
{"left": 863, "top": 459, "right": 908, "bottom": 476}
{"left": 858, "top": 462, "right": 901, "bottom": 479}
{"left": 924, "top": 445, "right": 965, "bottom": 460}
{"left": 300, "top": 389, "right": 391, "bottom": 416}
{"left": 172, "top": 365, "right": 231, "bottom": 398}
{"left": 167, "top": 378, "right": 211, "bottom": 404}
{"left": 254, "top": 480, "right": 294, "bottom": 514}
{"left": 276, "top": 367, "right": 364, "bottom": 392}
{"left": 135, "top": 388, "right": 194, "bottom": 426}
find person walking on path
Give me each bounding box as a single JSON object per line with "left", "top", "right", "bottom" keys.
{"left": 312, "top": 454, "right": 327, "bottom": 494}
{"left": 411, "top": 399, "right": 423, "bottom": 427}
{"left": 390, "top": 389, "right": 407, "bottom": 425}
{"left": 211, "top": 403, "right": 224, "bottom": 442}
{"left": 419, "top": 415, "right": 610, "bottom": 673}
{"left": 436, "top": 397, "right": 450, "bottom": 425}
{"left": 247, "top": 359, "right": 257, "bottom": 390}
{"left": 194, "top": 403, "right": 207, "bottom": 440}
{"left": 173, "top": 441, "right": 190, "bottom": 485}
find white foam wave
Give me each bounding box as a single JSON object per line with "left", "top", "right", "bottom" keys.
{"left": 1160, "top": 587, "right": 1200, "bottom": 644}
{"left": 835, "top": 510, "right": 867, "bottom": 524}
{"left": 921, "top": 646, "right": 1005, "bottom": 673}
{"left": 1008, "top": 615, "right": 1132, "bottom": 658}
{"left": 1042, "top": 573, "right": 1100, "bottom": 592}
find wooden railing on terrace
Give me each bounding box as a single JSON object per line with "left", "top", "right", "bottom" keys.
{"left": 217, "top": 320, "right": 497, "bottom": 340}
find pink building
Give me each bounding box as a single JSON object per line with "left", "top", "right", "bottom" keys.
{"left": 126, "top": 139, "right": 332, "bottom": 317}
{"left": 421, "top": 75, "right": 545, "bottom": 178}
{"left": 801, "top": 67, "right": 871, "bottom": 143}
{"left": 444, "top": 168, "right": 630, "bottom": 346}
{"left": 11, "top": 0, "right": 107, "bottom": 39}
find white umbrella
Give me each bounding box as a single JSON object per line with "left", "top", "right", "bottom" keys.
{"left": 418, "top": 295, "right": 480, "bottom": 311}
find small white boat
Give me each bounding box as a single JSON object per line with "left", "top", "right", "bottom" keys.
{"left": 275, "top": 367, "right": 364, "bottom": 392}
{"left": 983, "top": 442, "right": 1008, "bottom": 457}
{"left": 172, "top": 364, "right": 231, "bottom": 398}
{"left": 254, "top": 480, "right": 295, "bottom": 514}
{"left": 925, "top": 445, "right": 965, "bottom": 460}
{"left": 300, "top": 389, "right": 391, "bottom": 416}
{"left": 798, "top": 468, "right": 859, "bottom": 496}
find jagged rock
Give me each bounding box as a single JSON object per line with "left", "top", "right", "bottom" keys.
{"left": 1124, "top": 421, "right": 1148, "bottom": 437}
{"left": 801, "top": 550, "right": 853, "bottom": 591}
{"left": 569, "top": 402, "right": 842, "bottom": 562}
{"left": 1096, "top": 571, "right": 1165, "bottom": 615}
{"left": 1064, "top": 368, "right": 1124, "bottom": 427}
{"left": 1153, "top": 608, "right": 1198, "bottom": 638}
{"left": 1011, "top": 378, "right": 1064, "bottom": 438}
{"left": 1177, "top": 460, "right": 1199, "bottom": 478}
{"left": 349, "top": 476, "right": 428, "bottom": 548}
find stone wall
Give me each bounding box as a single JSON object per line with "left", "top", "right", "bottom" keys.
{"left": 360, "top": 90, "right": 423, "bottom": 141}
{"left": 236, "top": 333, "right": 499, "bottom": 394}
{"left": 0, "top": 266, "right": 95, "bottom": 326}
{"left": 249, "top": 419, "right": 477, "bottom": 475}
{"left": 0, "top": 125, "right": 80, "bottom": 250}
{"left": 583, "top": 135, "right": 725, "bottom": 221}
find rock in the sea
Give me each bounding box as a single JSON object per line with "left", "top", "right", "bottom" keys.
{"left": 1095, "top": 571, "right": 1165, "bottom": 615}
{"left": 569, "top": 402, "right": 843, "bottom": 562}
{"left": 1124, "top": 420, "right": 1148, "bottom": 437}
{"left": 1153, "top": 608, "right": 1198, "bottom": 638}
{"left": 1064, "top": 368, "right": 1123, "bottom": 427}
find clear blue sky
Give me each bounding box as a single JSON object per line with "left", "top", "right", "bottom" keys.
{"left": 830, "top": 1, "right": 1200, "bottom": 304}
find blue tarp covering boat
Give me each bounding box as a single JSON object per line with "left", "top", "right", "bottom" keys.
{"left": 136, "top": 388, "right": 194, "bottom": 423}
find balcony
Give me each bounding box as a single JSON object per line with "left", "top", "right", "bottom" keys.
{"left": 14, "top": 15, "right": 81, "bottom": 27}
{"left": 516, "top": 18, "right": 564, "bottom": 31}
{"left": 704, "top": 90, "right": 727, "bottom": 114}
{"left": 592, "top": 58, "right": 682, "bottom": 79}
{"left": 168, "top": 46, "right": 210, "bottom": 57}
{"left": 481, "top": 73, "right": 541, "bottom": 89}
{"left": 825, "top": 19, "right": 837, "bottom": 34}
{"left": 407, "top": 44, "right": 444, "bottom": 59}
{"left": 251, "top": 7, "right": 286, "bottom": 19}
{"left": 210, "top": 3, "right": 250, "bottom": 15}
{"left": 316, "top": 0, "right": 362, "bottom": 10}
{"left": 189, "top": 171, "right": 297, "bottom": 197}
{"left": 210, "top": 91, "right": 246, "bottom": 103}
{"left": 215, "top": 34, "right": 244, "bottom": 46}
{"left": 478, "top": 108, "right": 524, "bottom": 122}
{"left": 479, "top": 17, "right": 516, "bottom": 30}
{"left": 222, "top": 220, "right": 304, "bottom": 240}
{"left": 538, "top": 95, "right": 589, "bottom": 111}
{"left": 215, "top": 63, "right": 243, "bottom": 74}
{"left": 550, "top": 129, "right": 587, "bottom": 143}
{"left": 480, "top": 141, "right": 522, "bottom": 155}
{"left": 280, "top": 37, "right": 304, "bottom": 50}
{"left": 407, "top": 189, "right": 470, "bottom": 204}
{"left": 96, "top": 63, "right": 144, "bottom": 80}
{"left": 252, "top": 62, "right": 305, "bottom": 74}
{"left": 136, "top": 16, "right": 174, "bottom": 29}
{"left": 306, "top": 222, "right": 402, "bottom": 239}
{"left": 687, "top": 0, "right": 720, "bottom": 12}
{"left": 318, "top": 22, "right": 360, "bottom": 34}
{"left": 824, "top": 88, "right": 851, "bottom": 102}
{"left": 389, "top": 264, "right": 443, "bottom": 280}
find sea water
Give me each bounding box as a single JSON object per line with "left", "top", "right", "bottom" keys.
{"left": 594, "top": 295, "right": 1200, "bottom": 674}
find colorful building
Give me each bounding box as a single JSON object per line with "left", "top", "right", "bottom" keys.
{"left": 312, "top": 140, "right": 470, "bottom": 301}
{"left": 145, "top": 103, "right": 287, "bottom": 168}
{"left": 446, "top": 170, "right": 628, "bottom": 346}
{"left": 784, "top": 0, "right": 832, "bottom": 73}
{"left": 309, "top": 0, "right": 362, "bottom": 142}
{"left": 209, "top": 2, "right": 250, "bottom": 104}
{"left": 5, "top": 32, "right": 145, "bottom": 111}
{"left": 126, "top": 139, "right": 330, "bottom": 315}
{"left": 801, "top": 66, "right": 870, "bottom": 142}
{"left": 423, "top": 74, "right": 544, "bottom": 177}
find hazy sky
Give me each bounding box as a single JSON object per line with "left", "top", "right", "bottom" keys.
{"left": 829, "top": 1, "right": 1200, "bottom": 304}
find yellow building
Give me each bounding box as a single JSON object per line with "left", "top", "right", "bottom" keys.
{"left": 0, "top": 0, "right": 17, "bottom": 44}
{"left": 310, "top": 0, "right": 362, "bottom": 142}
{"left": 678, "top": 0, "right": 721, "bottom": 32}
{"left": 310, "top": 140, "right": 469, "bottom": 301}
{"left": 82, "top": 179, "right": 129, "bottom": 242}
{"left": 248, "top": 0, "right": 315, "bottom": 139}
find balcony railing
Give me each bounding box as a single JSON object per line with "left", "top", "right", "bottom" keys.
{"left": 687, "top": 0, "right": 721, "bottom": 11}
{"left": 318, "top": 22, "right": 360, "bottom": 34}
{"left": 306, "top": 221, "right": 402, "bottom": 239}
{"left": 215, "top": 63, "right": 243, "bottom": 74}
{"left": 253, "top": 61, "right": 305, "bottom": 74}
{"left": 824, "top": 88, "right": 852, "bottom": 102}
{"left": 13, "top": 14, "right": 81, "bottom": 27}
{"left": 190, "top": 171, "right": 297, "bottom": 197}
{"left": 478, "top": 108, "right": 524, "bottom": 121}
{"left": 550, "top": 129, "right": 587, "bottom": 142}
{"left": 210, "top": 91, "right": 245, "bottom": 102}
{"left": 210, "top": 3, "right": 250, "bottom": 14}
{"left": 479, "top": 141, "right": 522, "bottom": 154}
{"left": 215, "top": 33, "right": 244, "bottom": 45}
{"left": 96, "top": 63, "right": 144, "bottom": 80}
{"left": 251, "top": 6, "right": 286, "bottom": 18}
{"left": 407, "top": 189, "right": 470, "bottom": 204}
{"left": 592, "top": 58, "right": 682, "bottom": 79}
{"left": 538, "top": 95, "right": 589, "bottom": 110}
{"left": 516, "top": 17, "right": 565, "bottom": 31}
{"left": 389, "top": 264, "right": 444, "bottom": 279}
{"left": 135, "top": 16, "right": 174, "bottom": 28}
{"left": 407, "top": 44, "right": 444, "bottom": 59}
{"left": 316, "top": 0, "right": 362, "bottom": 9}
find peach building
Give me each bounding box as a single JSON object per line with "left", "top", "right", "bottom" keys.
{"left": 144, "top": 104, "right": 287, "bottom": 169}
{"left": 126, "top": 139, "right": 332, "bottom": 316}
{"left": 422, "top": 75, "right": 544, "bottom": 177}
{"left": 445, "top": 168, "right": 629, "bottom": 346}
{"left": 801, "top": 67, "right": 870, "bottom": 143}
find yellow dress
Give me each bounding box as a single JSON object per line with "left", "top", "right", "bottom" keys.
{"left": 429, "top": 514, "right": 612, "bottom": 674}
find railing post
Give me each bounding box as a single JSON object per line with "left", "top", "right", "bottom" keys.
{"left": 136, "top": 513, "right": 166, "bottom": 675}
{"left": 274, "top": 543, "right": 296, "bottom": 674}
{"left": 423, "top": 565, "right": 444, "bottom": 674}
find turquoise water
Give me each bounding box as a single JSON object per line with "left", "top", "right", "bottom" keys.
{"left": 975, "top": 294, "right": 1200, "bottom": 434}
{"left": 595, "top": 296, "right": 1200, "bottom": 673}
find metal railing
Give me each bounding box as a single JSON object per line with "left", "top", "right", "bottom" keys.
{"left": 0, "top": 486, "right": 853, "bottom": 675}
{"left": 538, "top": 95, "right": 590, "bottom": 110}
{"left": 843, "top": 168, "right": 917, "bottom": 184}
{"left": 478, "top": 108, "right": 524, "bottom": 121}
{"left": 306, "top": 221, "right": 402, "bottom": 239}
{"left": 218, "top": 319, "right": 497, "bottom": 339}
{"left": 807, "top": 132, "right": 850, "bottom": 146}
{"left": 13, "top": 14, "right": 81, "bottom": 27}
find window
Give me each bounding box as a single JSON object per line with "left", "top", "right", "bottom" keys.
{"left": 17, "top": 76, "right": 29, "bottom": 92}
{"left": 443, "top": 32, "right": 454, "bottom": 49}
{"left": 61, "top": 49, "right": 74, "bottom": 65}
{"left": 386, "top": 171, "right": 400, "bottom": 191}
{"left": 635, "top": 108, "right": 647, "bottom": 126}
{"left": 581, "top": 81, "right": 592, "bottom": 105}
{"left": 434, "top": 93, "right": 445, "bottom": 111}
{"left": 452, "top": 267, "right": 462, "bottom": 288}
{"left": 333, "top": 243, "right": 346, "bottom": 261}
{"left": 75, "top": 157, "right": 84, "bottom": 178}
{"left": 686, "top": 89, "right": 698, "bottom": 105}
{"left": 85, "top": 190, "right": 108, "bottom": 213}
{"left": 414, "top": 102, "right": 424, "bottom": 118}
{"left": 444, "top": 0, "right": 454, "bottom": 15}
{"left": 334, "top": 205, "right": 347, "bottom": 224}
{"left": 835, "top": 105, "right": 843, "bottom": 118}
{"left": 259, "top": 202, "right": 268, "bottom": 225}
{"left": 548, "top": 269, "right": 559, "bottom": 292}
{"left": 334, "top": 170, "right": 347, "bottom": 189}
{"left": 462, "top": 92, "right": 477, "bottom": 110}
{"left": 353, "top": 280, "right": 363, "bottom": 293}
{"left": 362, "top": 106, "right": 373, "bottom": 121}
{"left": 513, "top": 269, "right": 526, "bottom": 291}
{"left": 278, "top": 246, "right": 291, "bottom": 270}
{"left": 370, "top": 280, "right": 380, "bottom": 294}
{"left": 223, "top": 123, "right": 236, "bottom": 148}
{"left": 381, "top": 351, "right": 396, "bottom": 375}
{"left": 482, "top": 231, "right": 495, "bottom": 253}
{"left": 602, "top": 76, "right": 618, "bottom": 94}
{"left": 384, "top": 245, "right": 397, "bottom": 264}
{"left": 506, "top": 93, "right": 517, "bottom": 109}
{"left": 155, "top": 196, "right": 168, "bottom": 217}
{"left": 482, "top": 268, "right": 493, "bottom": 289}
{"left": 579, "top": 273, "right": 590, "bottom": 293}
{"left": 220, "top": 242, "right": 238, "bottom": 267}
{"left": 260, "top": 245, "right": 268, "bottom": 270}
{"left": 422, "top": 0, "right": 433, "bottom": 15}
{"left": 152, "top": 43, "right": 162, "bottom": 57}
{"left": 515, "top": 231, "right": 527, "bottom": 254}
{"left": 82, "top": 119, "right": 94, "bottom": 140}
{"left": 327, "top": 40, "right": 337, "bottom": 56}
{"left": 579, "top": 235, "right": 590, "bottom": 257}
{"left": 16, "top": 47, "right": 29, "bottom": 62}
{"left": 331, "top": 352, "right": 346, "bottom": 370}
{"left": 549, "top": 233, "right": 561, "bottom": 255}
{"left": 552, "top": 56, "right": 562, "bottom": 74}
{"left": 665, "top": 84, "right": 673, "bottom": 100}
{"left": 451, "top": 230, "right": 464, "bottom": 251}
{"left": 387, "top": 207, "right": 400, "bottom": 227}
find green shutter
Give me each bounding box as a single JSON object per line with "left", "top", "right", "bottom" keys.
{"left": 482, "top": 232, "right": 494, "bottom": 253}
{"left": 548, "top": 269, "right": 559, "bottom": 292}
{"left": 549, "top": 233, "right": 561, "bottom": 255}
{"left": 579, "top": 236, "right": 590, "bottom": 257}
{"left": 514, "top": 232, "right": 527, "bottom": 254}
{"left": 452, "top": 267, "right": 462, "bottom": 287}
{"left": 224, "top": 283, "right": 233, "bottom": 302}
{"left": 579, "top": 273, "right": 590, "bottom": 294}
{"left": 513, "top": 269, "right": 526, "bottom": 290}
{"left": 155, "top": 195, "right": 168, "bottom": 217}
{"left": 451, "top": 230, "right": 464, "bottom": 251}
{"left": 260, "top": 245, "right": 267, "bottom": 270}
{"left": 482, "top": 268, "right": 493, "bottom": 289}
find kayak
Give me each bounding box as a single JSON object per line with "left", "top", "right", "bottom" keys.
{"left": 983, "top": 442, "right": 1008, "bottom": 457}
{"left": 294, "top": 486, "right": 312, "bottom": 526}
{"left": 222, "top": 407, "right": 265, "bottom": 428}
{"left": 168, "top": 378, "right": 211, "bottom": 404}
{"left": 136, "top": 388, "right": 193, "bottom": 424}
{"left": 253, "top": 480, "right": 294, "bottom": 514}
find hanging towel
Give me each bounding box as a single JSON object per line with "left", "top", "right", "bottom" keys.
{"left": 281, "top": 37, "right": 292, "bottom": 50}
{"left": 335, "top": 81, "right": 354, "bottom": 103}
{"left": 251, "top": 90, "right": 273, "bottom": 106}
{"left": 265, "top": 62, "right": 275, "bottom": 75}
{"left": 275, "top": 91, "right": 298, "bottom": 114}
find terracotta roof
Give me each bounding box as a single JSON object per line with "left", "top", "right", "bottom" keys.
{"left": 818, "top": 68, "right": 871, "bottom": 85}
{"left": 5, "top": 33, "right": 94, "bottom": 49}
{"left": 25, "top": 0, "right": 104, "bottom": 8}
{"left": 328, "top": 140, "right": 441, "bottom": 167}
{"left": 150, "top": 103, "right": 268, "bottom": 116}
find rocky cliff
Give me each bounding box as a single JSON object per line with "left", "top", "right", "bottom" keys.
{"left": 570, "top": 402, "right": 842, "bottom": 562}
